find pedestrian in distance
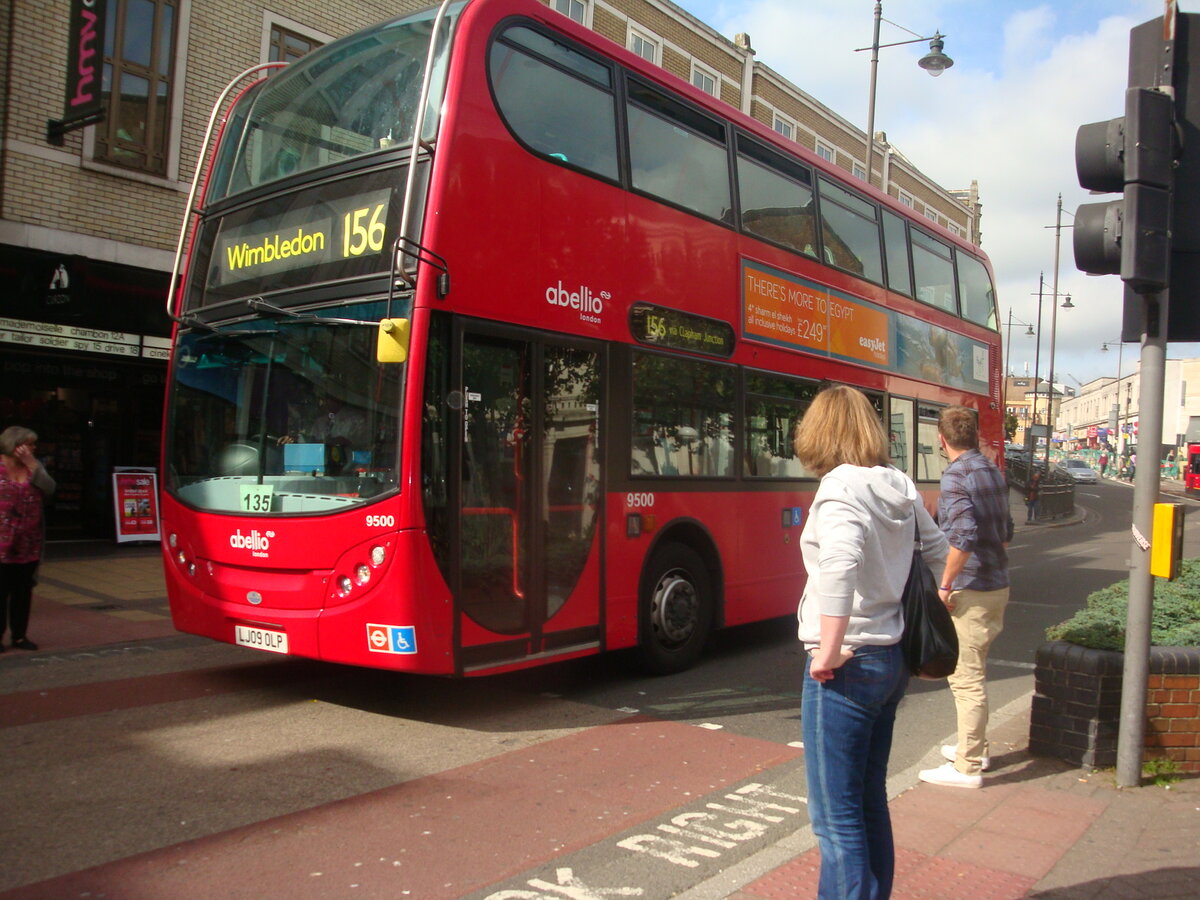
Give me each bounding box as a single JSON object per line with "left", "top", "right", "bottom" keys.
{"left": 1098, "top": 450, "right": 1108, "bottom": 477}
{"left": 918, "top": 407, "right": 1013, "bottom": 789}
{"left": 1024, "top": 466, "right": 1042, "bottom": 524}
{"left": 0, "top": 426, "right": 56, "bottom": 652}
{"left": 793, "top": 385, "right": 948, "bottom": 899}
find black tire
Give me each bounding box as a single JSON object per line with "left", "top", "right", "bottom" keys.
{"left": 638, "top": 543, "right": 715, "bottom": 675}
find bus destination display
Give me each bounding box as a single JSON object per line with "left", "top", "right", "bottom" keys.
{"left": 208, "top": 188, "right": 393, "bottom": 291}
{"left": 629, "top": 303, "right": 735, "bottom": 357}
{"left": 742, "top": 260, "right": 989, "bottom": 395}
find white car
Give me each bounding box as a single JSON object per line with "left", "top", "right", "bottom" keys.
{"left": 1058, "top": 459, "right": 1098, "bottom": 484}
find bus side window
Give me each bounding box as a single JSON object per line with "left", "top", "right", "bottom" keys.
{"left": 889, "top": 396, "right": 915, "bottom": 475}
{"left": 736, "top": 136, "right": 817, "bottom": 258}
{"left": 912, "top": 229, "right": 956, "bottom": 314}
{"left": 489, "top": 27, "right": 619, "bottom": 181}
{"left": 957, "top": 251, "right": 998, "bottom": 329}
{"left": 882, "top": 209, "right": 913, "bottom": 297}
{"left": 631, "top": 353, "right": 735, "bottom": 478}
{"left": 817, "top": 178, "right": 883, "bottom": 285}
{"left": 627, "top": 81, "right": 731, "bottom": 222}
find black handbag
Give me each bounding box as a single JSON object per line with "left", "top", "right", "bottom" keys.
{"left": 901, "top": 512, "right": 959, "bottom": 679}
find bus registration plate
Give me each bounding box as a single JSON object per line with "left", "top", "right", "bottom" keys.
{"left": 234, "top": 625, "right": 288, "bottom": 654}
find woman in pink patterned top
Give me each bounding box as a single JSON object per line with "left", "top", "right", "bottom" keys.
{"left": 0, "top": 426, "right": 56, "bottom": 651}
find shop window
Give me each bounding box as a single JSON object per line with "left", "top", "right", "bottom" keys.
{"left": 268, "top": 23, "right": 322, "bottom": 63}
{"left": 95, "top": 0, "right": 179, "bottom": 176}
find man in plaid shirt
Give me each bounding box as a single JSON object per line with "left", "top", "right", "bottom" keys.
{"left": 919, "top": 406, "right": 1014, "bottom": 789}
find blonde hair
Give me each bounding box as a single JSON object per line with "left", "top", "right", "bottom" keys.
{"left": 793, "top": 385, "right": 889, "bottom": 477}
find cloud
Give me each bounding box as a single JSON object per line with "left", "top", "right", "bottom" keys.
{"left": 697, "top": 1, "right": 1199, "bottom": 383}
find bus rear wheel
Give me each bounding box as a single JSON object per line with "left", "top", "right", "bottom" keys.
{"left": 638, "top": 543, "right": 714, "bottom": 675}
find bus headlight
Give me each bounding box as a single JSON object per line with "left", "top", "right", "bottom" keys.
{"left": 355, "top": 564, "right": 371, "bottom": 585}
{"left": 370, "top": 545, "right": 387, "bottom": 566}
{"left": 338, "top": 575, "right": 354, "bottom": 596}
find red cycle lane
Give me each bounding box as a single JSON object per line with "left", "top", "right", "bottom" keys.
{"left": 1, "top": 716, "right": 801, "bottom": 900}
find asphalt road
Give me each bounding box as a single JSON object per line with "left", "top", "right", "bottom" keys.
{"left": 2, "top": 479, "right": 1195, "bottom": 898}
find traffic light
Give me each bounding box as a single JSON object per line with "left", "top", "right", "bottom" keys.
{"left": 1074, "top": 86, "right": 1173, "bottom": 292}
{"left": 1074, "top": 14, "right": 1200, "bottom": 341}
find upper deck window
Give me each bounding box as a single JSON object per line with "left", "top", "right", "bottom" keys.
{"left": 817, "top": 178, "right": 883, "bottom": 284}
{"left": 881, "top": 209, "right": 912, "bottom": 297}
{"left": 490, "top": 26, "right": 619, "bottom": 180}
{"left": 911, "top": 228, "right": 956, "bottom": 313}
{"left": 736, "top": 136, "right": 816, "bottom": 258}
{"left": 628, "top": 81, "right": 731, "bottom": 221}
{"left": 207, "top": 3, "right": 464, "bottom": 202}
{"left": 957, "top": 251, "right": 997, "bottom": 328}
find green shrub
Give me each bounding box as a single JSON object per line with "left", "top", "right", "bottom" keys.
{"left": 1045, "top": 559, "right": 1200, "bottom": 651}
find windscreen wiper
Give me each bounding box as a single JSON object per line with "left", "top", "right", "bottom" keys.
{"left": 248, "top": 296, "right": 376, "bottom": 327}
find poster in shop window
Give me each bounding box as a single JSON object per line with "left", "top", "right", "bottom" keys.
{"left": 112, "top": 467, "right": 160, "bottom": 543}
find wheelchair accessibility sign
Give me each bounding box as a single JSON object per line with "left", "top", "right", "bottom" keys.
{"left": 366, "top": 623, "right": 417, "bottom": 654}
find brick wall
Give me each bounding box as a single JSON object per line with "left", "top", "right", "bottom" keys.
{"left": 1031, "top": 642, "right": 1200, "bottom": 775}
{"left": 1146, "top": 670, "right": 1200, "bottom": 770}
{"left": 3, "top": 1, "right": 419, "bottom": 257}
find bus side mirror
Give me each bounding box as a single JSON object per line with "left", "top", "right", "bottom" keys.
{"left": 377, "top": 318, "right": 411, "bottom": 363}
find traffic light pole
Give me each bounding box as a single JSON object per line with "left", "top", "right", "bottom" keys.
{"left": 1117, "top": 296, "right": 1167, "bottom": 788}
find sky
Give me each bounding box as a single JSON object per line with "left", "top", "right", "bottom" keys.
{"left": 678, "top": 0, "right": 1197, "bottom": 388}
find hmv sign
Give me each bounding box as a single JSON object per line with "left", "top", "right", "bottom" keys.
{"left": 49, "top": 0, "right": 107, "bottom": 144}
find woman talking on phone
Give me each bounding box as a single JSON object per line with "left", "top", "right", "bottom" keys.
{"left": 0, "top": 426, "right": 56, "bottom": 651}
{"left": 793, "top": 386, "right": 947, "bottom": 899}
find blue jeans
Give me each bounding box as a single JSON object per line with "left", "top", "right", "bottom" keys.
{"left": 802, "top": 642, "right": 909, "bottom": 900}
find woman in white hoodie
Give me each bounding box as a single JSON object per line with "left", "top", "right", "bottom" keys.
{"left": 794, "top": 386, "right": 947, "bottom": 900}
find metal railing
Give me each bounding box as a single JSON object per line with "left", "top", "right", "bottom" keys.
{"left": 1006, "top": 456, "right": 1075, "bottom": 521}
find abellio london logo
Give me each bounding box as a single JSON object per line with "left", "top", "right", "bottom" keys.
{"left": 545, "top": 280, "right": 609, "bottom": 325}
{"left": 230, "top": 528, "right": 274, "bottom": 559}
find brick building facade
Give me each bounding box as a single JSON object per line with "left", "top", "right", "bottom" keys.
{"left": 1, "top": 0, "right": 980, "bottom": 538}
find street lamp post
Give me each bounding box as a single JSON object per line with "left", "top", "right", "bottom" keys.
{"left": 1026, "top": 273, "right": 1072, "bottom": 466}
{"left": 860, "top": 1, "right": 953, "bottom": 190}
{"left": 1043, "top": 194, "right": 1073, "bottom": 472}
{"left": 1002, "top": 308, "right": 1034, "bottom": 428}
{"left": 1102, "top": 340, "right": 1126, "bottom": 458}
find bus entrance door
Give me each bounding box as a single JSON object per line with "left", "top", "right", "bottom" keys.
{"left": 457, "top": 329, "right": 602, "bottom": 671}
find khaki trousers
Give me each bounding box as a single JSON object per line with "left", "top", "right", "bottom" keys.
{"left": 946, "top": 586, "right": 1009, "bottom": 776}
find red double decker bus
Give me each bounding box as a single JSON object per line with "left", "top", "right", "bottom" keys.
{"left": 162, "top": 0, "right": 1002, "bottom": 676}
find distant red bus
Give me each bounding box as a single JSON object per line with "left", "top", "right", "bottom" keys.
{"left": 161, "top": 0, "right": 1002, "bottom": 676}
{"left": 1186, "top": 443, "right": 1200, "bottom": 495}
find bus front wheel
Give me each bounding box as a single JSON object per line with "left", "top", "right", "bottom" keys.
{"left": 638, "top": 543, "right": 714, "bottom": 675}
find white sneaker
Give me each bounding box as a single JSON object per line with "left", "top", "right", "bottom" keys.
{"left": 941, "top": 744, "right": 991, "bottom": 771}
{"left": 919, "top": 762, "right": 982, "bottom": 789}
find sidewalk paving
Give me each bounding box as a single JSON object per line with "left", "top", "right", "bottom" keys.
{"left": 729, "top": 695, "right": 1200, "bottom": 899}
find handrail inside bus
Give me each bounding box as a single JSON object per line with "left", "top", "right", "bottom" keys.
{"left": 393, "top": 0, "right": 457, "bottom": 317}
{"left": 166, "top": 62, "right": 289, "bottom": 325}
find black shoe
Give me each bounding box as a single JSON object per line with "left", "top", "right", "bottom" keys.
{"left": 12, "top": 638, "right": 38, "bottom": 651}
